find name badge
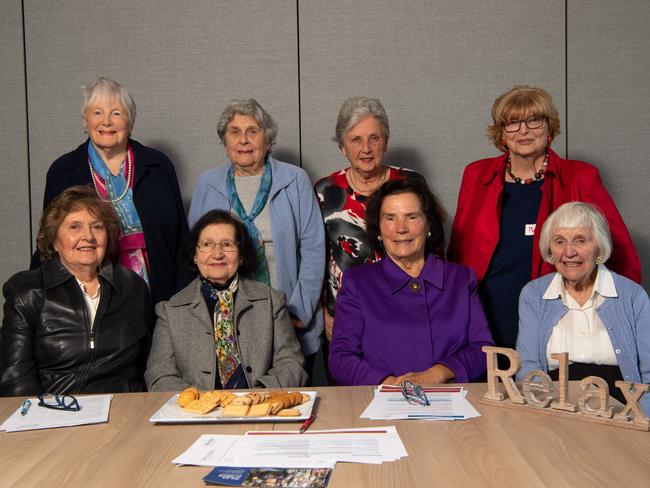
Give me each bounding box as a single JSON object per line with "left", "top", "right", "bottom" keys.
{"left": 525, "top": 224, "right": 536, "bottom": 236}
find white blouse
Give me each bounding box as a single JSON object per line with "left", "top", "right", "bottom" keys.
{"left": 76, "top": 279, "right": 101, "bottom": 328}
{"left": 544, "top": 265, "right": 618, "bottom": 370}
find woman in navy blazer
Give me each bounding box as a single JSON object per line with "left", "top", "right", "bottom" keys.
{"left": 33, "top": 78, "right": 190, "bottom": 305}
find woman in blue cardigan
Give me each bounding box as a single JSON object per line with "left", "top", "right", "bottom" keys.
{"left": 189, "top": 99, "right": 325, "bottom": 381}
{"left": 516, "top": 202, "right": 650, "bottom": 415}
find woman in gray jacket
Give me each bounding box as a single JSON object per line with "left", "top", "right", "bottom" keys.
{"left": 145, "top": 210, "right": 307, "bottom": 391}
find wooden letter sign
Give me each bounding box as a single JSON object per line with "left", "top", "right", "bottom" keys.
{"left": 481, "top": 346, "right": 650, "bottom": 431}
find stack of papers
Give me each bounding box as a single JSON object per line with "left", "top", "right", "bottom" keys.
{"left": 173, "top": 426, "right": 408, "bottom": 468}
{"left": 360, "top": 385, "right": 480, "bottom": 420}
{"left": 0, "top": 395, "right": 112, "bottom": 432}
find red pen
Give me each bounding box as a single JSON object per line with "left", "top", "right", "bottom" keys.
{"left": 299, "top": 414, "right": 315, "bottom": 433}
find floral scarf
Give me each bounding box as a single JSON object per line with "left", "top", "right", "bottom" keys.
{"left": 200, "top": 275, "right": 247, "bottom": 389}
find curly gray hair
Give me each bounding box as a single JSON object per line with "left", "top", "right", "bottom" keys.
{"left": 217, "top": 99, "right": 278, "bottom": 148}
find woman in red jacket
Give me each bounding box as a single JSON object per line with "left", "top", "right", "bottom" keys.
{"left": 447, "top": 85, "right": 640, "bottom": 349}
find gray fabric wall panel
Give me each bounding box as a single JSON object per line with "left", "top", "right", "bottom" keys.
{"left": 24, "top": 0, "right": 300, "bottom": 243}
{"left": 567, "top": 0, "right": 650, "bottom": 287}
{"left": 2, "top": 1, "right": 649, "bottom": 297}
{"left": 298, "top": 0, "right": 566, "bottom": 224}
{"left": 0, "top": 1, "right": 30, "bottom": 295}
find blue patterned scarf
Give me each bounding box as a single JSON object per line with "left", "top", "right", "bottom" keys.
{"left": 87, "top": 141, "right": 150, "bottom": 285}
{"left": 226, "top": 159, "right": 272, "bottom": 284}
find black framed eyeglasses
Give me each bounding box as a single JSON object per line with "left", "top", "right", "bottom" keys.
{"left": 37, "top": 393, "right": 81, "bottom": 411}
{"left": 401, "top": 380, "right": 430, "bottom": 406}
{"left": 504, "top": 116, "right": 546, "bottom": 133}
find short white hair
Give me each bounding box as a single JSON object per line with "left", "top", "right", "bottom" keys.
{"left": 81, "top": 77, "right": 136, "bottom": 131}
{"left": 538, "top": 202, "right": 612, "bottom": 264}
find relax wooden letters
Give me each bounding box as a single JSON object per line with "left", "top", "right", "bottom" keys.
{"left": 481, "top": 346, "right": 650, "bottom": 431}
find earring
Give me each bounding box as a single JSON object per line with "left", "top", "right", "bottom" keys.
{"left": 193, "top": 257, "right": 198, "bottom": 264}
{"left": 595, "top": 256, "right": 602, "bottom": 265}
{"left": 377, "top": 236, "right": 382, "bottom": 242}
{"left": 427, "top": 231, "right": 431, "bottom": 237}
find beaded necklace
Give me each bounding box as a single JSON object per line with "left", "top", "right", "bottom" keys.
{"left": 88, "top": 149, "right": 133, "bottom": 203}
{"left": 505, "top": 153, "right": 548, "bottom": 185}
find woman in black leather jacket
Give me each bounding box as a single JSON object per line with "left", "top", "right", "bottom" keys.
{"left": 0, "top": 186, "right": 153, "bottom": 397}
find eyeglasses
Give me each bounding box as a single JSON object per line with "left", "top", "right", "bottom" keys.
{"left": 37, "top": 393, "right": 81, "bottom": 411}
{"left": 401, "top": 380, "right": 430, "bottom": 406}
{"left": 504, "top": 116, "right": 545, "bottom": 133}
{"left": 196, "top": 240, "right": 238, "bottom": 253}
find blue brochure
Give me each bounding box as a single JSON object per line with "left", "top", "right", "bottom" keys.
{"left": 203, "top": 466, "right": 332, "bottom": 487}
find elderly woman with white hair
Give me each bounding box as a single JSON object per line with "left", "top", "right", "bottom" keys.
{"left": 516, "top": 202, "right": 650, "bottom": 413}
{"left": 36, "top": 77, "right": 190, "bottom": 305}
{"left": 189, "top": 99, "right": 325, "bottom": 381}
{"left": 314, "top": 97, "right": 425, "bottom": 340}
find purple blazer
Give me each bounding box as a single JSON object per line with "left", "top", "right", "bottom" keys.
{"left": 329, "top": 255, "right": 494, "bottom": 385}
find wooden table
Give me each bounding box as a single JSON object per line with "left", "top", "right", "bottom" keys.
{"left": 1, "top": 384, "right": 649, "bottom": 487}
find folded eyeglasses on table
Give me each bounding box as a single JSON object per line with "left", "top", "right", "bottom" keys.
{"left": 400, "top": 380, "right": 430, "bottom": 407}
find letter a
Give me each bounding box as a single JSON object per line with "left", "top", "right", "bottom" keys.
{"left": 578, "top": 376, "right": 613, "bottom": 418}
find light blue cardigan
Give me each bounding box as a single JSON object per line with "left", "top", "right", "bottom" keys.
{"left": 516, "top": 267, "right": 650, "bottom": 415}
{"left": 188, "top": 156, "right": 325, "bottom": 356}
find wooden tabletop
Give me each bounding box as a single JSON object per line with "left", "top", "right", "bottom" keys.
{"left": 0, "top": 384, "right": 649, "bottom": 487}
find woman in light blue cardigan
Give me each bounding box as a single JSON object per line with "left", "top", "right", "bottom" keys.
{"left": 516, "top": 202, "right": 650, "bottom": 415}
{"left": 189, "top": 99, "right": 325, "bottom": 380}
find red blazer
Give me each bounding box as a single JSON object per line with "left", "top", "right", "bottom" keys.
{"left": 447, "top": 148, "right": 641, "bottom": 284}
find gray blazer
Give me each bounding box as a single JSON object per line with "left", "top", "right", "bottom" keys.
{"left": 145, "top": 277, "right": 308, "bottom": 391}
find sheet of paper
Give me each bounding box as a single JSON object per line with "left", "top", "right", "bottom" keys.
{"left": 218, "top": 426, "right": 407, "bottom": 468}
{"left": 0, "top": 395, "right": 112, "bottom": 432}
{"left": 172, "top": 434, "right": 240, "bottom": 466}
{"left": 360, "top": 386, "right": 480, "bottom": 420}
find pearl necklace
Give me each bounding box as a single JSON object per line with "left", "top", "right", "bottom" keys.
{"left": 347, "top": 166, "right": 387, "bottom": 195}
{"left": 88, "top": 149, "right": 133, "bottom": 204}
{"left": 506, "top": 153, "right": 548, "bottom": 185}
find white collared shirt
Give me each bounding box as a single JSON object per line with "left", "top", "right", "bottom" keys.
{"left": 76, "top": 279, "right": 101, "bottom": 328}
{"left": 544, "top": 265, "right": 618, "bottom": 369}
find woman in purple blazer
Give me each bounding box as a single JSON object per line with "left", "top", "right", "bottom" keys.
{"left": 329, "top": 179, "right": 494, "bottom": 386}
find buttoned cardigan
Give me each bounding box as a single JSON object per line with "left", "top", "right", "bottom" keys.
{"left": 188, "top": 156, "right": 325, "bottom": 356}
{"left": 516, "top": 267, "right": 650, "bottom": 415}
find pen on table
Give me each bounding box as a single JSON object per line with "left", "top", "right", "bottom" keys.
{"left": 20, "top": 399, "right": 32, "bottom": 416}
{"left": 299, "top": 414, "right": 315, "bottom": 433}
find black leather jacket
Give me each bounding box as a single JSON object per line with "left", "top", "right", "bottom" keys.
{"left": 0, "top": 259, "right": 153, "bottom": 397}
